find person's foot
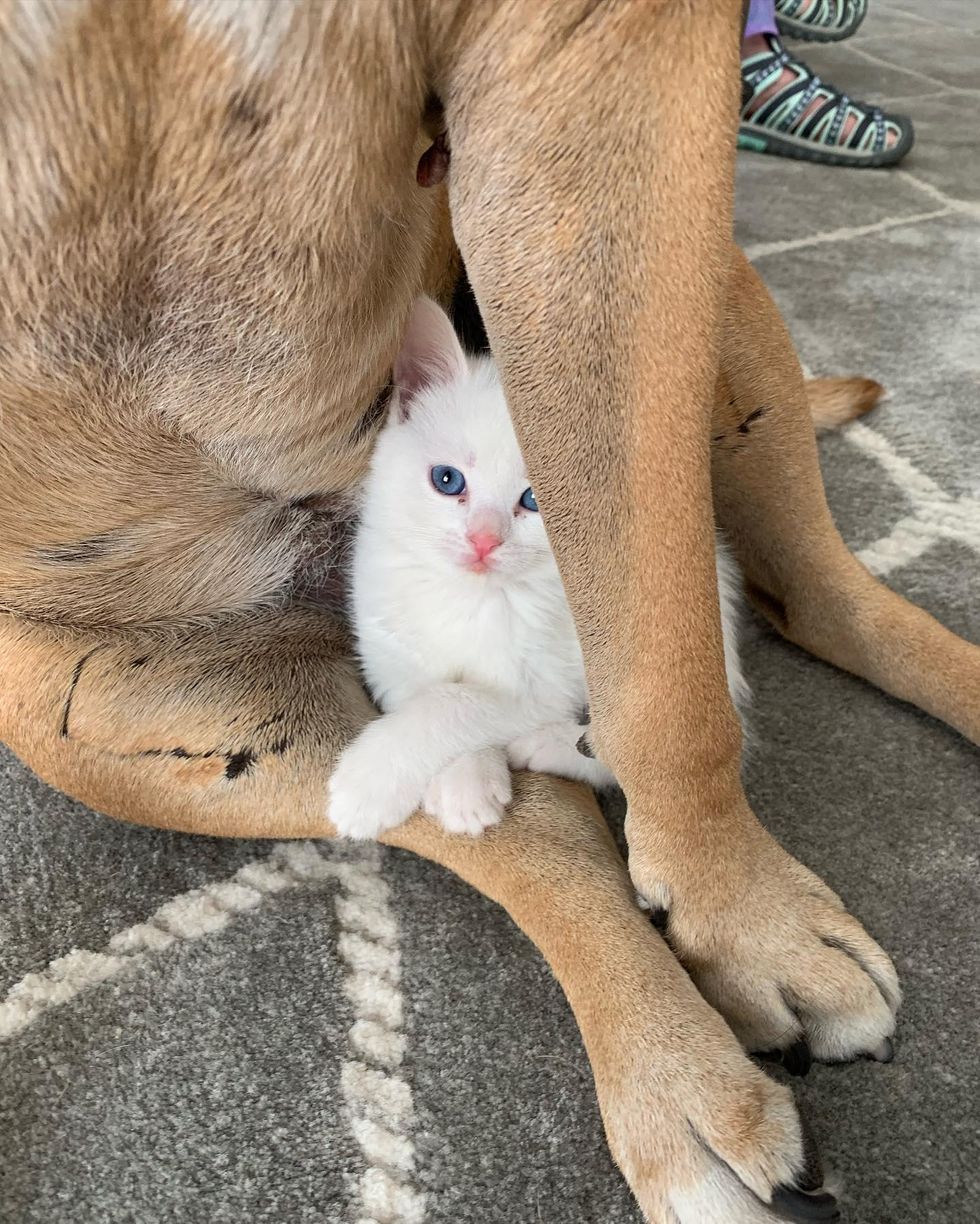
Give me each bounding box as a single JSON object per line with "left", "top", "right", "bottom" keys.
{"left": 776, "top": 0, "right": 868, "bottom": 43}
{"left": 739, "top": 34, "right": 914, "bottom": 167}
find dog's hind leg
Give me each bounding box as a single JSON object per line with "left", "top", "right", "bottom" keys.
{"left": 713, "top": 248, "right": 980, "bottom": 745}
{"left": 0, "top": 606, "right": 827, "bottom": 1224}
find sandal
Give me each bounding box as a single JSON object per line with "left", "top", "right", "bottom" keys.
{"left": 738, "top": 36, "right": 914, "bottom": 167}
{"left": 776, "top": 0, "right": 868, "bottom": 43}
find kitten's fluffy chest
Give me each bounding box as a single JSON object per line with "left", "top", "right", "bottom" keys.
{"left": 353, "top": 537, "right": 587, "bottom": 717}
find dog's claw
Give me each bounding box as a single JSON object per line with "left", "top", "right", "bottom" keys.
{"left": 771, "top": 1185, "right": 841, "bottom": 1222}
{"left": 869, "top": 1036, "right": 895, "bottom": 1063}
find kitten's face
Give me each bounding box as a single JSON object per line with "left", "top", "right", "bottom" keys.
{"left": 370, "top": 357, "right": 555, "bottom": 582}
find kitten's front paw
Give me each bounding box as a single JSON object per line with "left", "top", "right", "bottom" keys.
{"left": 327, "top": 733, "right": 422, "bottom": 839}
{"left": 423, "top": 749, "right": 511, "bottom": 836}
{"left": 508, "top": 722, "right": 581, "bottom": 774}
{"left": 508, "top": 722, "right": 616, "bottom": 788}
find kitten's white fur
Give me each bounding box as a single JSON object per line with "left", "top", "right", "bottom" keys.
{"left": 328, "top": 298, "right": 747, "bottom": 839}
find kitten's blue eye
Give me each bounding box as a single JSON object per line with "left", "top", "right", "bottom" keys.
{"left": 430, "top": 465, "right": 466, "bottom": 496}
{"left": 519, "top": 487, "right": 538, "bottom": 512}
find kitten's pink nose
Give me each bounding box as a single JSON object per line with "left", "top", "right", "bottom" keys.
{"left": 467, "top": 531, "right": 501, "bottom": 561}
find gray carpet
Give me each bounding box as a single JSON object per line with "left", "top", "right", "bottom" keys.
{"left": 2, "top": 3, "right": 978, "bottom": 1221}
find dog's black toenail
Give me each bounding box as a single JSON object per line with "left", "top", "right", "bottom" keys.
{"left": 782, "top": 1040, "right": 813, "bottom": 1078}
{"left": 871, "top": 1036, "right": 895, "bottom": 1063}
{"left": 575, "top": 731, "right": 594, "bottom": 758}
{"left": 772, "top": 1185, "right": 840, "bottom": 1221}
{"left": 647, "top": 906, "right": 669, "bottom": 934}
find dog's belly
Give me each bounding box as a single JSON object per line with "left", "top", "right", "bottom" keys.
{"left": 0, "top": 0, "right": 458, "bottom": 622}
{"left": 1, "top": 0, "right": 454, "bottom": 492}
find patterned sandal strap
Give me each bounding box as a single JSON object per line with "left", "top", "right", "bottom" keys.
{"left": 742, "top": 40, "right": 892, "bottom": 153}
{"left": 742, "top": 46, "right": 793, "bottom": 94}
{"left": 776, "top": 0, "right": 868, "bottom": 36}
{"left": 753, "top": 71, "right": 824, "bottom": 132}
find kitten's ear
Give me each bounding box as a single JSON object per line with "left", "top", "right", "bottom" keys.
{"left": 392, "top": 296, "right": 467, "bottom": 421}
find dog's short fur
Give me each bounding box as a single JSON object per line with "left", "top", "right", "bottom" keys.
{"left": 1, "top": 3, "right": 977, "bottom": 1221}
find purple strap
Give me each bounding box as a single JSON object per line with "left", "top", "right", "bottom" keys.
{"left": 744, "top": 0, "right": 779, "bottom": 38}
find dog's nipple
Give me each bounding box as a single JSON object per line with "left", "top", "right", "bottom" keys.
{"left": 417, "top": 133, "right": 450, "bottom": 188}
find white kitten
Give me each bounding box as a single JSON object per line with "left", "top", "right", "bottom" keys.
{"left": 328, "top": 298, "right": 747, "bottom": 839}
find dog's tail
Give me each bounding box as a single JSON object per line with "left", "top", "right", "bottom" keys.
{"left": 805, "top": 377, "right": 884, "bottom": 432}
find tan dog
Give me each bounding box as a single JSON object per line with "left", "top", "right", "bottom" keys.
{"left": 1, "top": 2, "right": 977, "bottom": 1221}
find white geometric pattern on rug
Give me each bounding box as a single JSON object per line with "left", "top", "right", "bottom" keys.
{"left": 0, "top": 839, "right": 425, "bottom": 1224}
{"left": 333, "top": 844, "right": 426, "bottom": 1224}
{"left": 845, "top": 423, "right": 980, "bottom": 575}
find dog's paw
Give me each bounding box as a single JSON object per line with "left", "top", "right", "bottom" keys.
{"left": 603, "top": 985, "right": 837, "bottom": 1224}
{"left": 666, "top": 1165, "right": 840, "bottom": 1224}
{"left": 423, "top": 748, "right": 511, "bottom": 836}
{"left": 630, "top": 809, "right": 899, "bottom": 1067}
{"left": 327, "top": 730, "right": 422, "bottom": 839}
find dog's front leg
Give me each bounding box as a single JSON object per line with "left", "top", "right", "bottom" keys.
{"left": 434, "top": 0, "right": 878, "bottom": 1213}
{"left": 443, "top": 0, "right": 743, "bottom": 846}
{"left": 442, "top": 0, "right": 894, "bottom": 1063}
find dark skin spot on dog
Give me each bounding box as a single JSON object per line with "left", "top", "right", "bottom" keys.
{"left": 40, "top": 533, "right": 120, "bottom": 565}
{"left": 129, "top": 656, "right": 149, "bottom": 669}
{"left": 227, "top": 89, "right": 269, "bottom": 140}
{"left": 269, "top": 737, "right": 292, "bottom": 756}
{"left": 737, "top": 406, "right": 768, "bottom": 436}
{"left": 224, "top": 748, "right": 257, "bottom": 780}
{"left": 60, "top": 648, "right": 102, "bottom": 738}
{"left": 134, "top": 745, "right": 218, "bottom": 762}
